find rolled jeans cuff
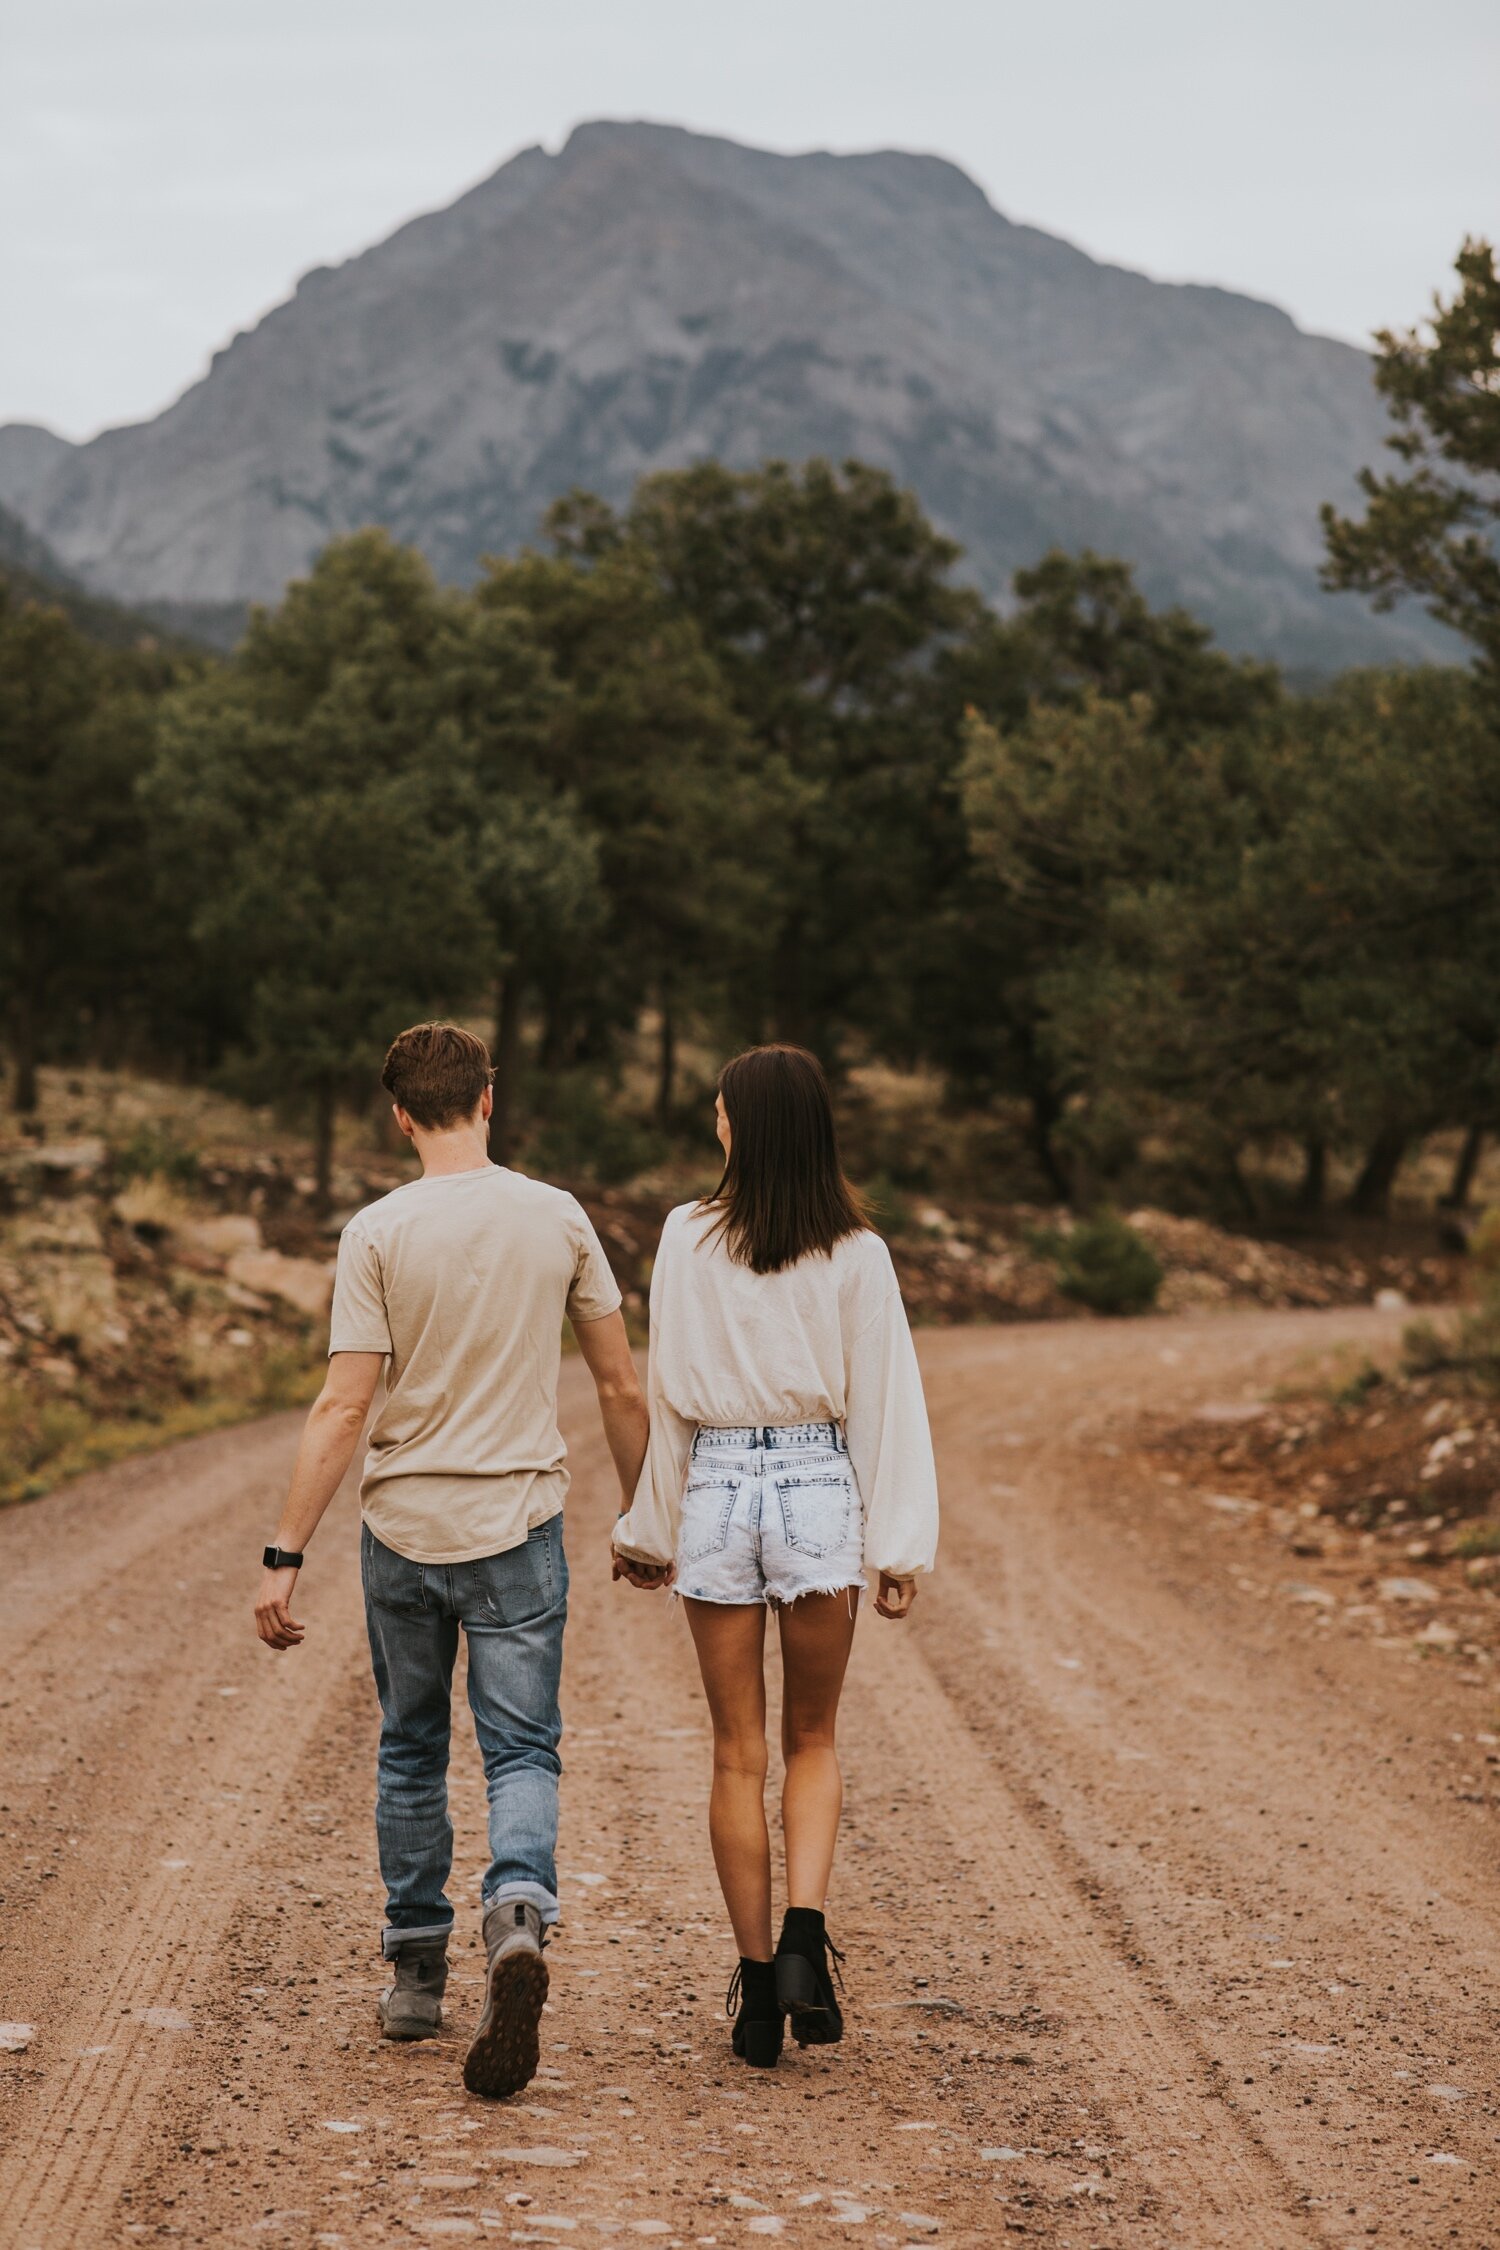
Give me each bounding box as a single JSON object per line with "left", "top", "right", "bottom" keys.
{"left": 483, "top": 1878, "right": 560, "bottom": 1928}
{"left": 381, "top": 1918, "right": 452, "bottom": 1959}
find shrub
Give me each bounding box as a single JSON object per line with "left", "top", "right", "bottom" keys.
{"left": 111, "top": 1121, "right": 201, "bottom": 1186}
{"left": 1334, "top": 1360, "right": 1385, "bottom": 1408}
{"left": 860, "top": 1172, "right": 915, "bottom": 1237}
{"left": 1470, "top": 1205, "right": 1500, "bottom": 1280}
{"left": 526, "top": 1072, "right": 667, "bottom": 1187}
{"left": 1403, "top": 1289, "right": 1500, "bottom": 1390}
{"left": 1028, "top": 1209, "right": 1163, "bottom": 1316}
{"left": 1454, "top": 1521, "right": 1500, "bottom": 1559}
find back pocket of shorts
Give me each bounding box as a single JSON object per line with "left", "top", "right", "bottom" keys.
{"left": 679, "top": 1478, "right": 739, "bottom": 1564}
{"left": 775, "top": 1470, "right": 855, "bottom": 1559}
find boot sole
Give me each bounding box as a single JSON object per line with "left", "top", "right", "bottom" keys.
{"left": 787, "top": 2009, "right": 842, "bottom": 2047}
{"left": 377, "top": 1999, "right": 443, "bottom": 2043}
{"left": 775, "top": 1952, "right": 843, "bottom": 2047}
{"left": 463, "top": 1947, "right": 550, "bottom": 2099}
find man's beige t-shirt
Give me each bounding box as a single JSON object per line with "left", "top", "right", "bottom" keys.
{"left": 329, "top": 1166, "right": 621, "bottom": 1565}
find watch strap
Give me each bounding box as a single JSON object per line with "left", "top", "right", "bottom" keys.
{"left": 263, "top": 1544, "right": 304, "bottom": 1570}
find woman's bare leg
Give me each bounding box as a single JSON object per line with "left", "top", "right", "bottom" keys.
{"left": 777, "top": 1591, "right": 858, "bottom": 1910}
{"left": 683, "top": 1598, "right": 772, "bottom": 1957}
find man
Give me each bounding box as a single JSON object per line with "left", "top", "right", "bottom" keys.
{"left": 253, "top": 1022, "right": 648, "bottom": 2098}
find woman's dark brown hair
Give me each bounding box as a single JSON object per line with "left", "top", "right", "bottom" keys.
{"left": 699, "top": 1046, "right": 868, "bottom": 1274}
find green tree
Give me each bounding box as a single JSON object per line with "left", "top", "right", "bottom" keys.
{"left": 1279, "top": 669, "right": 1500, "bottom": 1211}
{"left": 0, "top": 589, "right": 183, "bottom": 1110}
{"left": 1007, "top": 549, "right": 1281, "bottom": 737}
{"left": 478, "top": 792, "right": 605, "bottom": 1158}
{"left": 148, "top": 533, "right": 492, "bottom": 1202}
{"left": 957, "top": 692, "right": 1217, "bottom": 1196}
{"left": 550, "top": 458, "right": 977, "bottom": 1053}
{"left": 1323, "top": 239, "right": 1500, "bottom": 681}
{"left": 912, "top": 553, "right": 1284, "bottom": 1194}
{"left": 480, "top": 543, "right": 785, "bottom": 1118}
{"left": 1035, "top": 669, "right": 1500, "bottom": 1217}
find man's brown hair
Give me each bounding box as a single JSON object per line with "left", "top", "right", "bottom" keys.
{"left": 381, "top": 1023, "right": 493, "bottom": 1130}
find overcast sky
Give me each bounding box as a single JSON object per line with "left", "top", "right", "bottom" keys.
{"left": 5, "top": 0, "right": 1497, "bottom": 439}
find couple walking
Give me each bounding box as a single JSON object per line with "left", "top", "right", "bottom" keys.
{"left": 254, "top": 1022, "right": 938, "bottom": 2094}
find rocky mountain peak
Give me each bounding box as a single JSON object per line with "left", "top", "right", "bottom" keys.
{"left": 0, "top": 120, "right": 1438, "bottom": 667}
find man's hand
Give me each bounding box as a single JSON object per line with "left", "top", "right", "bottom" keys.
{"left": 251, "top": 1351, "right": 382, "bottom": 1655}
{"left": 254, "top": 1566, "right": 305, "bottom": 1650}
{"left": 611, "top": 1540, "right": 674, "bottom": 1591}
{"left": 874, "top": 1572, "right": 917, "bottom": 1620}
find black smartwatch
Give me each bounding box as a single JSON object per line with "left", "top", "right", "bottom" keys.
{"left": 262, "top": 1545, "right": 304, "bottom": 1570}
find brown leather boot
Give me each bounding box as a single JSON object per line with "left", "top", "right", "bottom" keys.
{"left": 377, "top": 1935, "right": 449, "bottom": 2042}
{"left": 462, "top": 1898, "right": 549, "bottom": 2098}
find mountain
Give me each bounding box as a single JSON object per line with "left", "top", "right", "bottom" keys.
{"left": 0, "top": 496, "right": 207, "bottom": 652}
{"left": 0, "top": 121, "right": 1441, "bottom": 670}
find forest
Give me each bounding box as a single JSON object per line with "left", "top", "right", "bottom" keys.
{"left": 2, "top": 242, "right": 1496, "bottom": 1223}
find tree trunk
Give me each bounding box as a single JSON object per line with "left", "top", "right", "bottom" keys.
{"left": 1349, "top": 1126, "right": 1409, "bottom": 1218}
{"left": 1025, "top": 1079, "right": 1071, "bottom": 1202}
{"left": 491, "top": 973, "right": 525, "bottom": 1163}
{"left": 539, "top": 986, "right": 570, "bottom": 1073}
{"left": 1441, "top": 1123, "right": 1485, "bottom": 1210}
{"left": 1296, "top": 1135, "right": 1327, "bottom": 1213}
{"left": 313, "top": 1080, "right": 336, "bottom": 1217}
{"left": 1226, "top": 1150, "right": 1259, "bottom": 1222}
{"left": 1014, "top": 1019, "right": 1071, "bottom": 1201}
{"left": 656, "top": 984, "right": 676, "bottom": 1128}
{"left": 770, "top": 918, "right": 810, "bottom": 1047}
{"left": 9, "top": 993, "right": 38, "bottom": 1115}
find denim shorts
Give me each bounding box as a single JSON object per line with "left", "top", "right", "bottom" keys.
{"left": 676, "top": 1422, "right": 865, "bottom": 1607}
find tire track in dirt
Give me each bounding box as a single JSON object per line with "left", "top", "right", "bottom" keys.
{"left": 0, "top": 1417, "right": 372, "bottom": 2246}
{"left": 841, "top": 1622, "right": 1314, "bottom": 2244}
{"left": 912, "top": 1311, "right": 1500, "bottom": 2246}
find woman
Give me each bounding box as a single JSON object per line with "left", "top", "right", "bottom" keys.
{"left": 612, "top": 1045, "right": 938, "bottom": 2068}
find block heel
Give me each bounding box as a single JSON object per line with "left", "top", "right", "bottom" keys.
{"left": 740, "top": 2015, "right": 782, "bottom": 2068}
{"left": 774, "top": 1951, "right": 820, "bottom": 2014}
{"left": 726, "top": 1957, "right": 783, "bottom": 2068}
{"left": 775, "top": 1910, "right": 846, "bottom": 2046}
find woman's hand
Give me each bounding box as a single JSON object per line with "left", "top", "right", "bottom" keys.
{"left": 874, "top": 1572, "right": 917, "bottom": 1620}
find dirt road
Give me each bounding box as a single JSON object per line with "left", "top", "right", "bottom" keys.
{"left": 2, "top": 1307, "right": 1497, "bottom": 2249}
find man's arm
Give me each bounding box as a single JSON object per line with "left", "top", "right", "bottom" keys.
{"left": 253, "top": 1351, "right": 384, "bottom": 1652}
{"left": 571, "top": 1308, "right": 649, "bottom": 1504}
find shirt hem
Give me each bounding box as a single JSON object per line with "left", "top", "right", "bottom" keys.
{"left": 360, "top": 1498, "right": 564, "bottom": 1568}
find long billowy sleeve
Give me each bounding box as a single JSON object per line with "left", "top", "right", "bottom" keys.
{"left": 610, "top": 1224, "right": 695, "bottom": 1568}
{"left": 844, "top": 1281, "right": 939, "bottom": 1579}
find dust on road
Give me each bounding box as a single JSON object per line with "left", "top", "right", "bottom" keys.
{"left": 1, "top": 1306, "right": 1496, "bottom": 2248}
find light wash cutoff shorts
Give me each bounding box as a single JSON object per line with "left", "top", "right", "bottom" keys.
{"left": 676, "top": 1422, "right": 865, "bottom": 1607}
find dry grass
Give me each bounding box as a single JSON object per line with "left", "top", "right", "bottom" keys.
{"left": 0, "top": 1346, "right": 322, "bottom": 1509}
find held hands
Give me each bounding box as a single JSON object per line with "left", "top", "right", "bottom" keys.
{"left": 611, "top": 1518, "right": 675, "bottom": 1592}
{"left": 254, "top": 1565, "right": 305, "bottom": 1650}
{"left": 611, "top": 1549, "right": 676, "bottom": 1591}
{"left": 874, "top": 1571, "right": 917, "bottom": 1620}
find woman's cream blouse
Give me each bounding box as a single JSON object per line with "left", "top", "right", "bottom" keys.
{"left": 611, "top": 1203, "right": 940, "bottom": 1579}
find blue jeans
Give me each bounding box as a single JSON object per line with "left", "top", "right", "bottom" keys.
{"left": 361, "top": 1514, "right": 567, "bottom": 1957}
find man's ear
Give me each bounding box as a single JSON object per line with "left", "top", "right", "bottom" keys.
{"left": 479, "top": 1084, "right": 495, "bottom": 1122}
{"left": 392, "top": 1102, "right": 416, "bottom": 1142}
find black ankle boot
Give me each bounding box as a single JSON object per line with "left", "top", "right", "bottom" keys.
{"left": 774, "top": 1907, "right": 845, "bottom": 2046}
{"left": 727, "top": 1957, "right": 782, "bottom": 2068}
